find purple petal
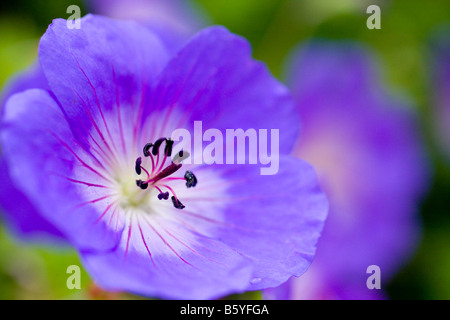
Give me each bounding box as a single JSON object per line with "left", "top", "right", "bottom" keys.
{"left": 264, "top": 268, "right": 386, "bottom": 300}
{"left": 0, "top": 63, "right": 63, "bottom": 242}
{"left": 80, "top": 155, "right": 327, "bottom": 299}
{"left": 206, "top": 156, "right": 328, "bottom": 290}
{"left": 87, "top": 0, "right": 205, "bottom": 34}
{"left": 0, "top": 62, "right": 48, "bottom": 110}
{"left": 0, "top": 158, "right": 66, "bottom": 242}
{"left": 1, "top": 89, "right": 125, "bottom": 251}
{"left": 145, "top": 26, "right": 299, "bottom": 154}
{"left": 86, "top": 0, "right": 207, "bottom": 53}
{"left": 38, "top": 14, "right": 169, "bottom": 152}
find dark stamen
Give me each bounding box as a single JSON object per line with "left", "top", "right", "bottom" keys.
{"left": 136, "top": 141, "right": 194, "bottom": 210}
{"left": 184, "top": 171, "right": 197, "bottom": 188}
{"left": 135, "top": 157, "right": 142, "bottom": 175}
{"left": 164, "top": 138, "right": 174, "bottom": 157}
{"left": 143, "top": 143, "right": 153, "bottom": 157}
{"left": 152, "top": 138, "right": 166, "bottom": 156}
{"left": 157, "top": 192, "right": 170, "bottom": 200}
{"left": 136, "top": 179, "right": 148, "bottom": 190}
{"left": 171, "top": 196, "right": 185, "bottom": 209}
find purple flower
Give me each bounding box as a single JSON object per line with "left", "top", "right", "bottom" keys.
{"left": 265, "top": 42, "right": 429, "bottom": 300}
{"left": 430, "top": 29, "right": 450, "bottom": 161}
{"left": 86, "top": 0, "right": 207, "bottom": 52}
{"left": 0, "top": 64, "right": 66, "bottom": 243}
{"left": 0, "top": 15, "right": 327, "bottom": 299}
{"left": 87, "top": 0, "right": 205, "bottom": 29}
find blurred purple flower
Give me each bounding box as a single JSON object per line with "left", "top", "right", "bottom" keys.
{"left": 86, "top": 0, "right": 208, "bottom": 52}
{"left": 0, "top": 15, "right": 327, "bottom": 299}
{"left": 430, "top": 29, "right": 450, "bottom": 161}
{"left": 265, "top": 42, "right": 429, "bottom": 300}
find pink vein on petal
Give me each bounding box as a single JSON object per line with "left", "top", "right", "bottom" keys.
{"left": 142, "top": 216, "right": 198, "bottom": 269}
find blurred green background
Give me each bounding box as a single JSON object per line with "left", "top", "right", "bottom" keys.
{"left": 0, "top": 0, "right": 450, "bottom": 299}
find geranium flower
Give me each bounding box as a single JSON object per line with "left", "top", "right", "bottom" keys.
{"left": 87, "top": 0, "right": 205, "bottom": 32}
{"left": 265, "top": 42, "right": 429, "bottom": 299}
{"left": 0, "top": 15, "right": 327, "bottom": 299}
{"left": 430, "top": 28, "right": 450, "bottom": 161}
{"left": 86, "top": 0, "right": 207, "bottom": 53}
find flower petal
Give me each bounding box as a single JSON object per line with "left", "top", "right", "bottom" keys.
{"left": 264, "top": 270, "right": 386, "bottom": 300}
{"left": 0, "top": 158, "right": 66, "bottom": 242}
{"left": 144, "top": 26, "right": 299, "bottom": 154}
{"left": 0, "top": 62, "right": 48, "bottom": 110}
{"left": 87, "top": 0, "right": 207, "bottom": 53}
{"left": 80, "top": 155, "right": 327, "bottom": 299}
{"left": 0, "top": 63, "right": 62, "bottom": 242}
{"left": 38, "top": 14, "right": 169, "bottom": 153}
{"left": 204, "top": 156, "right": 328, "bottom": 290}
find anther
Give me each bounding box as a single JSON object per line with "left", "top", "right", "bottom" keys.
{"left": 171, "top": 196, "right": 185, "bottom": 209}
{"left": 157, "top": 192, "right": 170, "bottom": 200}
{"left": 135, "top": 157, "right": 142, "bottom": 175}
{"left": 143, "top": 143, "right": 153, "bottom": 157}
{"left": 136, "top": 179, "right": 148, "bottom": 190}
{"left": 184, "top": 171, "right": 197, "bottom": 188}
{"left": 164, "top": 138, "right": 174, "bottom": 157}
{"left": 152, "top": 138, "right": 166, "bottom": 156}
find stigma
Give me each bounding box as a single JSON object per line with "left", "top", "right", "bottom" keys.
{"left": 135, "top": 138, "right": 197, "bottom": 210}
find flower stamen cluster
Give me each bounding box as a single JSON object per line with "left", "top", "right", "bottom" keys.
{"left": 135, "top": 137, "right": 197, "bottom": 210}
